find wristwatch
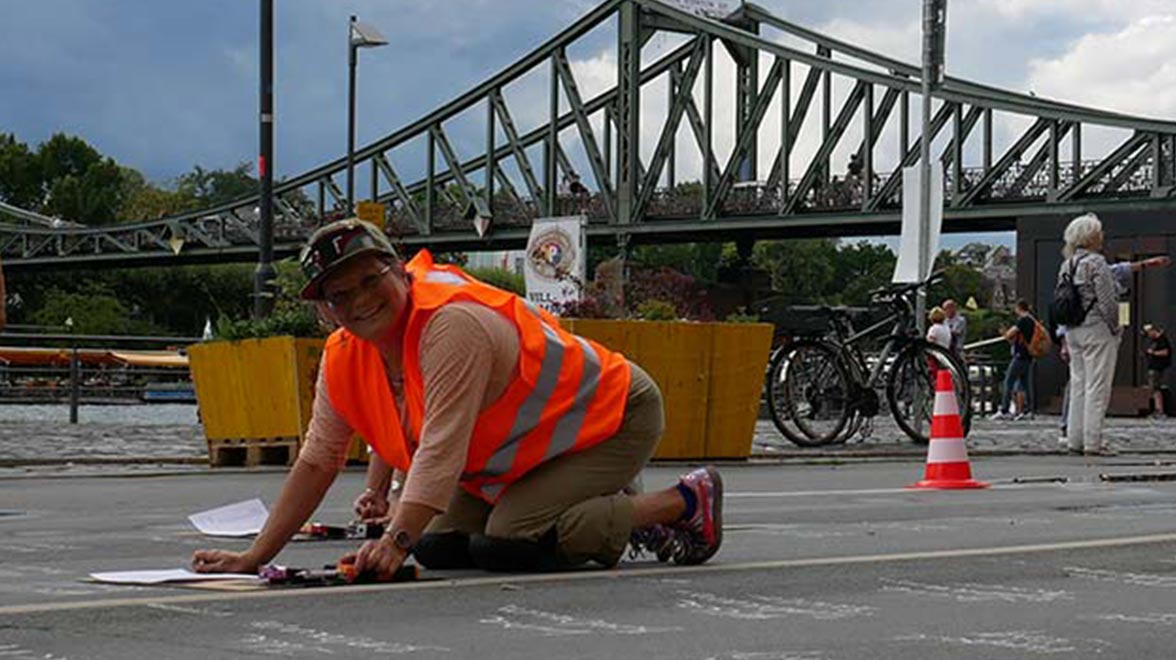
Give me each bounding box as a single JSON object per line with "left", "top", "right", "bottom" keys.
{"left": 386, "top": 528, "right": 415, "bottom": 553}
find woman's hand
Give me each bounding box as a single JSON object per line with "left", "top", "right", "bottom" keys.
{"left": 353, "top": 487, "right": 390, "bottom": 522}
{"left": 347, "top": 535, "right": 407, "bottom": 582}
{"left": 191, "top": 549, "right": 261, "bottom": 575}
{"left": 1144, "top": 256, "right": 1171, "bottom": 269}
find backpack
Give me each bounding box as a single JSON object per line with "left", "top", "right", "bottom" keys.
{"left": 1025, "top": 317, "right": 1052, "bottom": 358}
{"left": 1049, "top": 254, "right": 1094, "bottom": 328}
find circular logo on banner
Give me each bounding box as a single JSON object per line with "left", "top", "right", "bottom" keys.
{"left": 528, "top": 226, "right": 577, "bottom": 282}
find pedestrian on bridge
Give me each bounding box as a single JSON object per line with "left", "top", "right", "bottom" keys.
{"left": 192, "top": 218, "right": 722, "bottom": 581}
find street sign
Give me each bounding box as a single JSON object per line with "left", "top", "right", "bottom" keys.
{"left": 356, "top": 201, "right": 386, "bottom": 229}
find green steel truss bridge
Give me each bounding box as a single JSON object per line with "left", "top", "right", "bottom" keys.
{"left": 4, "top": 0, "right": 1175, "bottom": 271}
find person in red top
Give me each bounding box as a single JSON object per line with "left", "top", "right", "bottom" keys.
{"left": 193, "top": 219, "right": 723, "bottom": 580}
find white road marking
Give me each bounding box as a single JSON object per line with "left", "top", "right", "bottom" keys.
{"left": 4, "top": 532, "right": 1176, "bottom": 616}
{"left": 676, "top": 591, "right": 875, "bottom": 620}
{"left": 480, "top": 604, "right": 681, "bottom": 636}
{"left": 1065, "top": 566, "right": 1176, "bottom": 588}
{"left": 895, "top": 630, "right": 1110, "bottom": 655}
{"left": 1093, "top": 612, "right": 1176, "bottom": 626}
{"left": 880, "top": 578, "right": 1072, "bottom": 602}
{"left": 238, "top": 620, "right": 448, "bottom": 655}
{"left": 726, "top": 483, "right": 1055, "bottom": 498}
{"left": 705, "top": 651, "right": 826, "bottom": 660}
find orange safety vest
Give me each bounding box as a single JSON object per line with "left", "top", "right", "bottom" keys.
{"left": 324, "top": 250, "right": 632, "bottom": 503}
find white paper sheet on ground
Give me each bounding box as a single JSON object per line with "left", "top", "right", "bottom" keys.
{"left": 89, "top": 569, "right": 260, "bottom": 584}
{"left": 188, "top": 498, "right": 268, "bottom": 537}
{"left": 893, "top": 165, "right": 944, "bottom": 284}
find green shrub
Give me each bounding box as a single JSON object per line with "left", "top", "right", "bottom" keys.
{"left": 635, "top": 299, "right": 678, "bottom": 321}
{"left": 724, "top": 307, "right": 761, "bottom": 323}
{"left": 466, "top": 267, "right": 525, "bottom": 296}
{"left": 209, "top": 259, "right": 326, "bottom": 340}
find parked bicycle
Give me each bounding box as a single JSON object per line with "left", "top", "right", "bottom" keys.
{"left": 764, "top": 272, "right": 971, "bottom": 446}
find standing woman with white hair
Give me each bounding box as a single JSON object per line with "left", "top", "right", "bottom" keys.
{"left": 1057, "top": 213, "right": 1121, "bottom": 456}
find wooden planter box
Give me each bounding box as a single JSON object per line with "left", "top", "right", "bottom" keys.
{"left": 561, "top": 320, "right": 774, "bottom": 460}
{"left": 188, "top": 336, "right": 366, "bottom": 467}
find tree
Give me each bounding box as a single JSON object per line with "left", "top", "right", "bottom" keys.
{"left": 29, "top": 287, "right": 146, "bottom": 335}
{"left": 0, "top": 133, "right": 42, "bottom": 208}
{"left": 930, "top": 250, "right": 988, "bottom": 310}
{"left": 119, "top": 168, "right": 199, "bottom": 221}
{"left": 43, "top": 159, "right": 127, "bottom": 225}
{"left": 37, "top": 134, "right": 104, "bottom": 184}
{"left": 750, "top": 239, "right": 839, "bottom": 304}
{"left": 630, "top": 242, "right": 727, "bottom": 285}
{"left": 831, "top": 241, "right": 897, "bottom": 305}
{"left": 176, "top": 163, "right": 257, "bottom": 207}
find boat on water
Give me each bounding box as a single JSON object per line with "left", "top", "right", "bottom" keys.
{"left": 0, "top": 346, "right": 193, "bottom": 405}
{"left": 141, "top": 381, "right": 197, "bottom": 403}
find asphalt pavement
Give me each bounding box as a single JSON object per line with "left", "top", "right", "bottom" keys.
{"left": 2, "top": 411, "right": 1175, "bottom": 468}
{"left": 5, "top": 456, "right": 1176, "bottom": 658}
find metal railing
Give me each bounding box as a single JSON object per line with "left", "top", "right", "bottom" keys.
{"left": 0, "top": 329, "right": 198, "bottom": 423}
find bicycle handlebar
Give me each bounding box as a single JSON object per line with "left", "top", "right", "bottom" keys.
{"left": 867, "top": 270, "right": 946, "bottom": 304}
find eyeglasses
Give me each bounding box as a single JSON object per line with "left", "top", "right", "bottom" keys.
{"left": 323, "top": 264, "right": 394, "bottom": 309}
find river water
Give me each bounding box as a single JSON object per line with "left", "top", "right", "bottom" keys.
{"left": 0, "top": 404, "right": 199, "bottom": 425}
{"left": 0, "top": 404, "right": 205, "bottom": 461}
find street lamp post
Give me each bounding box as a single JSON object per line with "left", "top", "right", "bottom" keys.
{"left": 916, "top": 0, "right": 947, "bottom": 333}
{"left": 254, "top": 0, "right": 277, "bottom": 320}
{"left": 347, "top": 15, "right": 388, "bottom": 215}
{"left": 914, "top": 0, "right": 947, "bottom": 436}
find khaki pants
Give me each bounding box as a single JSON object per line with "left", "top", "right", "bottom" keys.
{"left": 1066, "top": 321, "right": 1121, "bottom": 451}
{"left": 422, "top": 362, "right": 664, "bottom": 568}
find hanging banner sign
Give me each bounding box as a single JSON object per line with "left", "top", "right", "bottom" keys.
{"left": 524, "top": 216, "right": 586, "bottom": 314}
{"left": 893, "top": 165, "right": 944, "bottom": 284}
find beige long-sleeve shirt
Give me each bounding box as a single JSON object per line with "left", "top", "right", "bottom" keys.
{"left": 298, "top": 302, "right": 519, "bottom": 512}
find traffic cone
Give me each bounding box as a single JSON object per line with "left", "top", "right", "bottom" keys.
{"left": 907, "top": 369, "right": 988, "bottom": 490}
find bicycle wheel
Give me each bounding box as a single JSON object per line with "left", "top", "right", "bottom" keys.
{"left": 886, "top": 341, "right": 972, "bottom": 445}
{"left": 776, "top": 340, "right": 853, "bottom": 446}
{"left": 764, "top": 346, "right": 818, "bottom": 447}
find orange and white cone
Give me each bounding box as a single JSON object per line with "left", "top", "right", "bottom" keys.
{"left": 907, "top": 369, "right": 988, "bottom": 490}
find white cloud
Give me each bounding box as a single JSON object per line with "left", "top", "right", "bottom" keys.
{"left": 1027, "top": 15, "right": 1176, "bottom": 120}
{"left": 979, "top": 0, "right": 1173, "bottom": 23}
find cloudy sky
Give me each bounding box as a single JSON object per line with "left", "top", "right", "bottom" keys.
{"left": 1, "top": 0, "right": 1173, "bottom": 234}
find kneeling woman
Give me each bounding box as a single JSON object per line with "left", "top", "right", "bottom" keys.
{"left": 193, "top": 219, "right": 722, "bottom": 580}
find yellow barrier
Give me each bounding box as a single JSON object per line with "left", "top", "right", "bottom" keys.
{"left": 188, "top": 337, "right": 366, "bottom": 465}
{"left": 562, "top": 320, "right": 774, "bottom": 460}
{"left": 189, "top": 320, "right": 773, "bottom": 465}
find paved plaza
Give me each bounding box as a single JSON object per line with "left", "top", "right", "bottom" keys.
{"left": 1, "top": 409, "right": 1173, "bottom": 469}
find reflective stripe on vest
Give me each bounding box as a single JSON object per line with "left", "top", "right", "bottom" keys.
{"left": 323, "top": 249, "right": 631, "bottom": 503}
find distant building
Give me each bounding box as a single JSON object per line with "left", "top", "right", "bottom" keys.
{"left": 951, "top": 242, "right": 1016, "bottom": 310}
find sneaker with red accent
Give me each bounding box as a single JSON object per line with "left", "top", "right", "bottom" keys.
{"left": 671, "top": 465, "right": 723, "bottom": 565}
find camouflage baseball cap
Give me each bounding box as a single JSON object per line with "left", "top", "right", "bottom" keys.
{"left": 298, "top": 218, "right": 400, "bottom": 300}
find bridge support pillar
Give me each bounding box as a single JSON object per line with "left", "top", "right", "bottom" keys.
{"left": 615, "top": 1, "right": 642, "bottom": 225}
{"left": 732, "top": 19, "right": 760, "bottom": 183}
{"left": 736, "top": 236, "right": 756, "bottom": 311}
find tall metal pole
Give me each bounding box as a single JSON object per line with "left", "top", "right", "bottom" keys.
{"left": 66, "top": 318, "right": 78, "bottom": 423}
{"left": 254, "top": 0, "right": 276, "bottom": 319}
{"left": 346, "top": 15, "right": 358, "bottom": 215}
{"left": 916, "top": 0, "right": 946, "bottom": 333}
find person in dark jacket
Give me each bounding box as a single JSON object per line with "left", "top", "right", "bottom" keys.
{"left": 1145, "top": 323, "right": 1171, "bottom": 419}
